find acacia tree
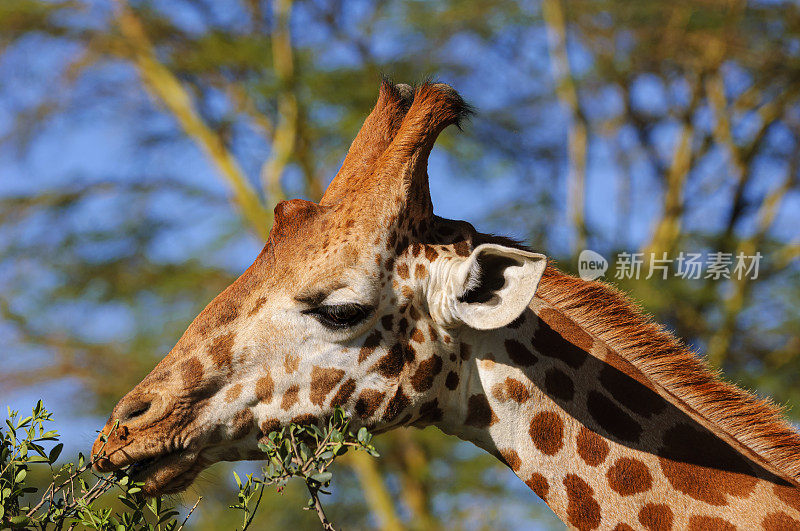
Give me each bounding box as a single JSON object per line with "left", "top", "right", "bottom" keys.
{"left": 1, "top": 0, "right": 798, "bottom": 529}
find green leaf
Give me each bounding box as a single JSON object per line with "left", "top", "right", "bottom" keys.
{"left": 357, "top": 427, "right": 368, "bottom": 444}
{"left": 14, "top": 468, "right": 27, "bottom": 483}
{"left": 49, "top": 442, "right": 63, "bottom": 463}
{"left": 8, "top": 515, "right": 30, "bottom": 527}
{"left": 158, "top": 510, "right": 179, "bottom": 524}
{"left": 309, "top": 472, "right": 332, "bottom": 484}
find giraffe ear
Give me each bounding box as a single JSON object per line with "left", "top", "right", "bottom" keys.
{"left": 445, "top": 244, "right": 547, "bottom": 330}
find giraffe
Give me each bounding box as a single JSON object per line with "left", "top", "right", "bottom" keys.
{"left": 93, "top": 80, "right": 800, "bottom": 529}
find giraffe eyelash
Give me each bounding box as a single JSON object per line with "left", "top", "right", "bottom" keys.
{"left": 302, "top": 303, "right": 371, "bottom": 330}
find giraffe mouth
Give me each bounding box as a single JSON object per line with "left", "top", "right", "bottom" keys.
{"left": 127, "top": 449, "right": 203, "bottom": 495}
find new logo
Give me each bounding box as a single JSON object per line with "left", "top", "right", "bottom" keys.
{"left": 578, "top": 249, "right": 608, "bottom": 281}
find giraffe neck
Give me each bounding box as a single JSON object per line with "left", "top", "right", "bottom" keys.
{"left": 436, "top": 303, "right": 800, "bottom": 530}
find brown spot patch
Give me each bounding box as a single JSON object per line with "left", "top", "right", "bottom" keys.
{"left": 330, "top": 378, "right": 356, "bottom": 407}
{"left": 762, "top": 512, "right": 800, "bottom": 531}
{"left": 491, "top": 377, "right": 530, "bottom": 403}
{"left": 607, "top": 457, "right": 652, "bottom": 496}
{"left": 428, "top": 324, "right": 438, "bottom": 341}
{"left": 255, "top": 373, "right": 274, "bottom": 402}
{"left": 414, "top": 264, "right": 427, "bottom": 279}
{"left": 231, "top": 409, "right": 254, "bottom": 440}
{"left": 215, "top": 299, "right": 241, "bottom": 325}
{"left": 417, "top": 399, "right": 443, "bottom": 423}
{"left": 309, "top": 367, "right": 345, "bottom": 405}
{"left": 599, "top": 364, "right": 665, "bottom": 418}
{"left": 531, "top": 316, "right": 587, "bottom": 368}
{"left": 281, "top": 385, "right": 300, "bottom": 410}
{"left": 359, "top": 330, "right": 382, "bottom": 363}
{"left": 544, "top": 367, "right": 574, "bottom": 402}
{"left": 613, "top": 525, "right": 635, "bottom": 531}
{"left": 576, "top": 427, "right": 609, "bottom": 467}
{"left": 209, "top": 332, "right": 235, "bottom": 370}
{"left": 773, "top": 483, "right": 800, "bottom": 512}
{"left": 538, "top": 308, "right": 593, "bottom": 351}
{"left": 248, "top": 296, "right": 267, "bottom": 317}
{"left": 284, "top": 354, "right": 300, "bottom": 373}
{"left": 499, "top": 448, "right": 521, "bottom": 471}
{"left": 424, "top": 245, "right": 439, "bottom": 262}
{"left": 658, "top": 423, "right": 757, "bottom": 506}
{"left": 563, "top": 474, "right": 601, "bottom": 530}
{"left": 383, "top": 387, "right": 410, "bottom": 422}
{"left": 526, "top": 473, "right": 549, "bottom": 501}
{"left": 410, "top": 328, "right": 425, "bottom": 343}
{"left": 445, "top": 371, "right": 459, "bottom": 390}
{"left": 355, "top": 389, "right": 385, "bottom": 418}
{"left": 688, "top": 516, "right": 737, "bottom": 531}
{"left": 505, "top": 339, "right": 537, "bottom": 366}
{"left": 225, "top": 384, "right": 242, "bottom": 401}
{"left": 410, "top": 355, "right": 443, "bottom": 392}
{"left": 259, "top": 418, "right": 280, "bottom": 436}
{"left": 459, "top": 342, "right": 471, "bottom": 360}
{"left": 291, "top": 413, "right": 316, "bottom": 426}
{"left": 180, "top": 357, "right": 203, "bottom": 389}
{"left": 372, "top": 342, "right": 413, "bottom": 379}
{"left": 638, "top": 504, "right": 672, "bottom": 531}
{"left": 587, "top": 391, "right": 642, "bottom": 442}
{"left": 453, "top": 240, "right": 471, "bottom": 257}
{"left": 465, "top": 394, "right": 498, "bottom": 428}
{"left": 397, "top": 263, "right": 410, "bottom": 279}
{"left": 380, "top": 315, "right": 393, "bottom": 331}
{"left": 529, "top": 411, "right": 564, "bottom": 456}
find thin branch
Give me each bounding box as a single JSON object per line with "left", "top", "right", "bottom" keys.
{"left": 346, "top": 451, "right": 403, "bottom": 531}
{"left": 112, "top": 0, "right": 270, "bottom": 237}
{"left": 641, "top": 71, "right": 705, "bottom": 256}
{"left": 542, "top": 0, "right": 589, "bottom": 253}
{"left": 706, "top": 149, "right": 799, "bottom": 366}
{"left": 259, "top": 0, "right": 295, "bottom": 211}
{"left": 306, "top": 483, "right": 335, "bottom": 531}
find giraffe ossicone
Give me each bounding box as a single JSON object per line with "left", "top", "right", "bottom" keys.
{"left": 93, "top": 81, "right": 800, "bottom": 529}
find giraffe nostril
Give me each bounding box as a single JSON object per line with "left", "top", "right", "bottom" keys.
{"left": 119, "top": 400, "right": 152, "bottom": 423}
{"left": 128, "top": 407, "right": 148, "bottom": 419}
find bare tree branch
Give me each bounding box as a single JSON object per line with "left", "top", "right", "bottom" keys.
{"left": 542, "top": 0, "right": 589, "bottom": 253}
{"left": 113, "top": 0, "right": 270, "bottom": 238}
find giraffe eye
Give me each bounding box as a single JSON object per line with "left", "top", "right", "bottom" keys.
{"left": 304, "top": 303, "right": 369, "bottom": 329}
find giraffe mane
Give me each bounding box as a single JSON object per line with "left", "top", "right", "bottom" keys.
{"left": 536, "top": 264, "right": 800, "bottom": 481}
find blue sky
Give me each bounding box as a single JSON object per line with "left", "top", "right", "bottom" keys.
{"left": 1, "top": 2, "right": 799, "bottom": 528}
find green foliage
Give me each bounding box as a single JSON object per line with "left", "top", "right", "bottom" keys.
{"left": 1, "top": 402, "right": 377, "bottom": 530}
{"left": 232, "top": 406, "right": 379, "bottom": 531}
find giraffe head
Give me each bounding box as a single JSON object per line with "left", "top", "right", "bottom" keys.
{"left": 92, "top": 81, "right": 547, "bottom": 495}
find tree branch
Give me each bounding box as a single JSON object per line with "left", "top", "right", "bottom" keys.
{"left": 542, "top": 0, "right": 589, "bottom": 253}
{"left": 112, "top": 0, "right": 270, "bottom": 238}
{"left": 346, "top": 451, "right": 403, "bottom": 531}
